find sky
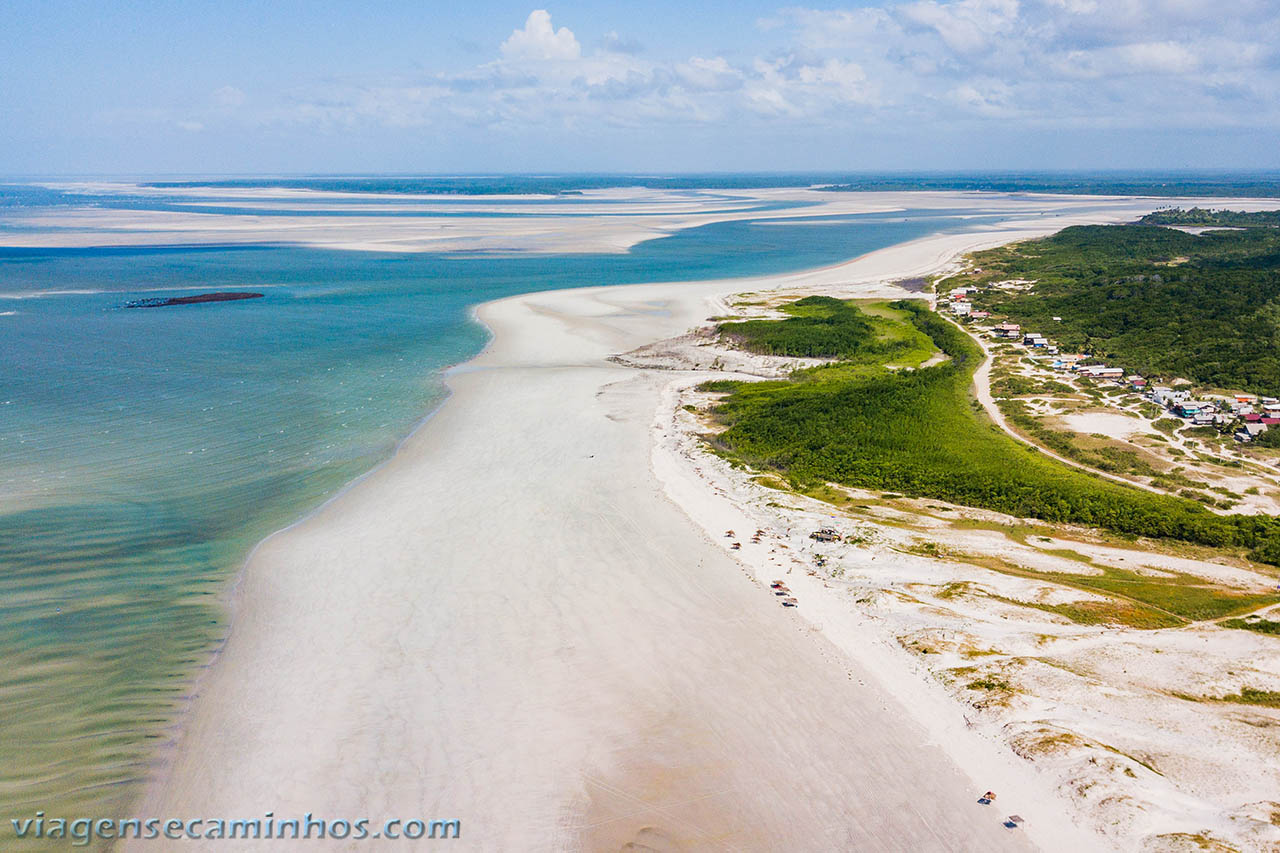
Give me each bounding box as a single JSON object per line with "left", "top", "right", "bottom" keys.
{"left": 2, "top": 0, "right": 1279, "bottom": 175}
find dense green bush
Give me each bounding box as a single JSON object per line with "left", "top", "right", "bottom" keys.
{"left": 970, "top": 224, "right": 1280, "bottom": 393}
{"left": 707, "top": 299, "right": 1280, "bottom": 563}
{"left": 1252, "top": 427, "right": 1280, "bottom": 448}
{"left": 1140, "top": 208, "right": 1280, "bottom": 227}
{"left": 718, "top": 296, "right": 905, "bottom": 359}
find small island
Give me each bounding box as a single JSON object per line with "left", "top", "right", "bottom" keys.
{"left": 125, "top": 291, "right": 264, "bottom": 308}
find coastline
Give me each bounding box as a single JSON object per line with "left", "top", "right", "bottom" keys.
{"left": 135, "top": 203, "right": 1187, "bottom": 850}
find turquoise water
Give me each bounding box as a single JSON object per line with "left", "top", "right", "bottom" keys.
{"left": 0, "top": 194, "right": 1013, "bottom": 822}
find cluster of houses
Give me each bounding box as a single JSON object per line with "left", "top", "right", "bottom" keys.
{"left": 1151, "top": 390, "right": 1280, "bottom": 443}
{"left": 1144, "top": 386, "right": 1280, "bottom": 440}
{"left": 939, "top": 282, "right": 1280, "bottom": 447}
{"left": 946, "top": 286, "right": 990, "bottom": 320}
{"left": 978, "top": 313, "right": 1280, "bottom": 444}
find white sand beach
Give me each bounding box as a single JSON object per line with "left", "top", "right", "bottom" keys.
{"left": 132, "top": 217, "right": 1115, "bottom": 851}
{"left": 136, "top": 200, "right": 1254, "bottom": 851}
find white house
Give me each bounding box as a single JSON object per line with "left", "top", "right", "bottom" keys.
{"left": 1237, "top": 422, "right": 1268, "bottom": 442}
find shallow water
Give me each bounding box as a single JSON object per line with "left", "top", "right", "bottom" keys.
{"left": 0, "top": 187, "right": 1013, "bottom": 825}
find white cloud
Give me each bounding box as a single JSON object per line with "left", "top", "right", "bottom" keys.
{"left": 798, "top": 58, "right": 869, "bottom": 96}
{"left": 677, "top": 56, "right": 741, "bottom": 92}
{"left": 1116, "top": 41, "right": 1200, "bottom": 74}
{"left": 949, "top": 80, "right": 1016, "bottom": 115}
{"left": 211, "top": 86, "right": 246, "bottom": 108}
{"left": 169, "top": 3, "right": 1280, "bottom": 138}
{"left": 897, "top": 0, "right": 1020, "bottom": 54}
{"left": 1042, "top": 0, "right": 1097, "bottom": 12}
{"left": 500, "top": 10, "right": 581, "bottom": 62}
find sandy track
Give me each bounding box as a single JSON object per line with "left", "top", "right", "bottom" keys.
{"left": 962, "top": 320, "right": 1173, "bottom": 498}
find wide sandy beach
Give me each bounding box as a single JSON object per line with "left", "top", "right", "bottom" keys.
{"left": 137, "top": 203, "right": 1212, "bottom": 851}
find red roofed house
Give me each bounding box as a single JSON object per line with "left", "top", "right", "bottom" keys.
{"left": 993, "top": 322, "right": 1021, "bottom": 339}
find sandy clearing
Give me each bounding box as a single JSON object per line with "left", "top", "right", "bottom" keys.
{"left": 1060, "top": 412, "right": 1156, "bottom": 440}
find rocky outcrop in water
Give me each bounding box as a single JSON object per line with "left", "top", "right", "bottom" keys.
{"left": 125, "top": 292, "right": 264, "bottom": 308}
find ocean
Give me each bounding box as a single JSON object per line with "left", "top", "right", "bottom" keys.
{"left": 0, "top": 180, "right": 1034, "bottom": 822}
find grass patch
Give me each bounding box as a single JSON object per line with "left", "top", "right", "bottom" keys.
{"left": 1066, "top": 566, "right": 1278, "bottom": 621}
{"left": 991, "top": 374, "right": 1075, "bottom": 397}
{"left": 947, "top": 518, "right": 1049, "bottom": 545}
{"left": 1220, "top": 617, "right": 1280, "bottom": 635}
{"left": 751, "top": 474, "right": 790, "bottom": 491}
{"left": 1038, "top": 547, "right": 1095, "bottom": 565}
{"left": 991, "top": 592, "right": 1184, "bottom": 629}
{"left": 904, "top": 541, "right": 947, "bottom": 558}
{"left": 990, "top": 561, "right": 1279, "bottom": 624}
{"left": 1207, "top": 687, "right": 1280, "bottom": 708}
{"left": 716, "top": 296, "right": 935, "bottom": 364}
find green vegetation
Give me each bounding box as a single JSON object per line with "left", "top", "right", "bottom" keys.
{"left": 716, "top": 296, "right": 933, "bottom": 366}
{"left": 937, "top": 581, "right": 972, "bottom": 599}
{"left": 967, "top": 676, "right": 1013, "bottom": 692}
{"left": 980, "top": 558, "right": 1276, "bottom": 628}
{"left": 990, "top": 374, "right": 1074, "bottom": 397}
{"left": 1208, "top": 687, "right": 1280, "bottom": 708}
{"left": 1063, "top": 566, "right": 1276, "bottom": 621}
{"left": 702, "top": 297, "right": 1280, "bottom": 566}
{"left": 1220, "top": 617, "right": 1280, "bottom": 636}
{"left": 966, "top": 223, "right": 1280, "bottom": 394}
{"left": 1006, "top": 595, "right": 1183, "bottom": 630}
{"left": 997, "top": 399, "right": 1157, "bottom": 476}
{"left": 1140, "top": 207, "right": 1280, "bottom": 227}
{"left": 904, "top": 541, "right": 946, "bottom": 558}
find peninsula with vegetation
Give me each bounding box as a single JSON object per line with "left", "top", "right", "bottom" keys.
{"left": 634, "top": 214, "right": 1280, "bottom": 850}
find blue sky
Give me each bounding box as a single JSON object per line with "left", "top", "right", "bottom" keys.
{"left": 3, "top": 0, "right": 1278, "bottom": 174}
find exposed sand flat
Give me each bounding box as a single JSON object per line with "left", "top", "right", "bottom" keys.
{"left": 136, "top": 205, "right": 1204, "bottom": 851}
{"left": 7, "top": 188, "right": 1277, "bottom": 254}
